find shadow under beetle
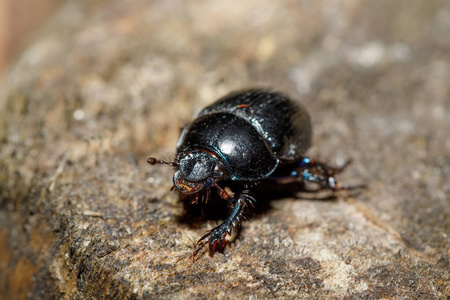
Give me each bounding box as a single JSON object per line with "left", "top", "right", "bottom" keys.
{"left": 148, "top": 89, "right": 346, "bottom": 257}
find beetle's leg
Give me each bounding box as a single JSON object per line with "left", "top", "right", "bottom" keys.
{"left": 212, "top": 182, "right": 235, "bottom": 200}
{"left": 274, "top": 157, "right": 346, "bottom": 190}
{"left": 190, "top": 193, "right": 200, "bottom": 204}
{"left": 295, "top": 157, "right": 340, "bottom": 190}
{"left": 193, "top": 190, "right": 255, "bottom": 257}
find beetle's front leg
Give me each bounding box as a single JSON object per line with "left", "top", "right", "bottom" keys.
{"left": 193, "top": 189, "right": 255, "bottom": 257}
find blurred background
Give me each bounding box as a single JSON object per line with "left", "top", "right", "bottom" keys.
{"left": 0, "top": 0, "right": 61, "bottom": 74}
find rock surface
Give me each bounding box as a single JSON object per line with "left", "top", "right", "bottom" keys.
{"left": 0, "top": 0, "right": 449, "bottom": 298}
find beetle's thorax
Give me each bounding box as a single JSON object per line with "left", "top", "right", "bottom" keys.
{"left": 173, "top": 150, "right": 224, "bottom": 194}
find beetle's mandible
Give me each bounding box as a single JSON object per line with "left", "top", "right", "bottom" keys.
{"left": 148, "top": 89, "right": 344, "bottom": 256}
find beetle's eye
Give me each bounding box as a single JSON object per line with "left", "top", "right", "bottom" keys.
{"left": 212, "top": 165, "right": 223, "bottom": 178}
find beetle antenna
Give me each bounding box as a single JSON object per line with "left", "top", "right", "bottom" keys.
{"left": 147, "top": 157, "right": 179, "bottom": 167}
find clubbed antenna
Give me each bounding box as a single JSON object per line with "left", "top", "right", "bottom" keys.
{"left": 147, "top": 157, "right": 178, "bottom": 167}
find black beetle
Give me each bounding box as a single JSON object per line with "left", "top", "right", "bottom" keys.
{"left": 148, "top": 89, "right": 343, "bottom": 256}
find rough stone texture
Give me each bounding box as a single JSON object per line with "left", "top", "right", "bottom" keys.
{"left": 0, "top": 0, "right": 449, "bottom": 299}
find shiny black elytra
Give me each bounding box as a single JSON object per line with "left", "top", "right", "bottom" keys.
{"left": 148, "top": 89, "right": 342, "bottom": 256}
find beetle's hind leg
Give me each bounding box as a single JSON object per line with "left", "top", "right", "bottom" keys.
{"left": 295, "top": 157, "right": 341, "bottom": 190}
{"left": 193, "top": 190, "right": 255, "bottom": 257}
{"left": 273, "top": 157, "right": 350, "bottom": 190}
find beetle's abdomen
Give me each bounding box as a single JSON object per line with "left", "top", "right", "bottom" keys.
{"left": 176, "top": 113, "right": 278, "bottom": 180}
{"left": 198, "top": 89, "right": 312, "bottom": 160}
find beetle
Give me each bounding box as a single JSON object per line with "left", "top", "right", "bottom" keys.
{"left": 148, "top": 89, "right": 343, "bottom": 256}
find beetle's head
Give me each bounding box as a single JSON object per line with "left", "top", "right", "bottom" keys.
{"left": 147, "top": 150, "right": 224, "bottom": 194}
